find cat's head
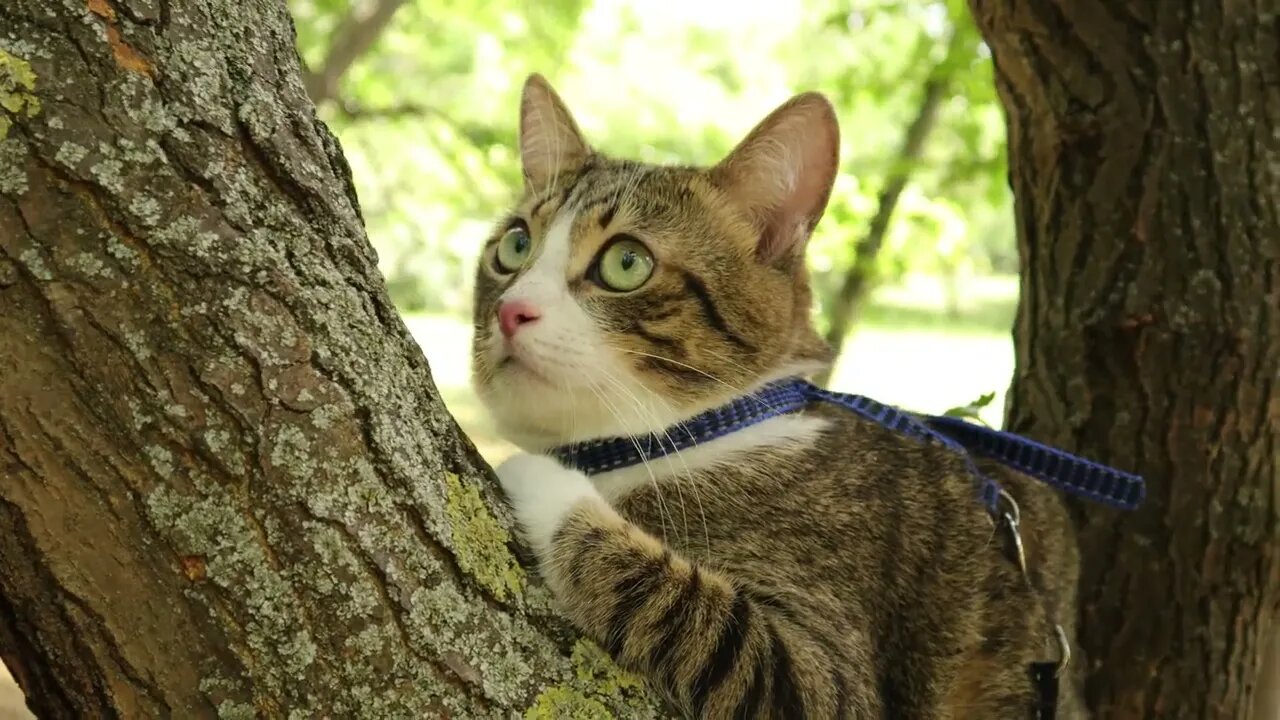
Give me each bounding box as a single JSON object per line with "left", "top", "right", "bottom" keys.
{"left": 471, "top": 74, "right": 839, "bottom": 450}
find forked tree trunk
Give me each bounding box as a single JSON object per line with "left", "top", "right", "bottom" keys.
{"left": 969, "top": 1, "right": 1279, "bottom": 718}
{"left": 0, "top": 1, "right": 659, "bottom": 717}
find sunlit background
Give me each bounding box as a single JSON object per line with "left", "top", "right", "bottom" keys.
{"left": 0, "top": 2, "right": 1019, "bottom": 713}
{"left": 290, "top": 0, "right": 1018, "bottom": 464}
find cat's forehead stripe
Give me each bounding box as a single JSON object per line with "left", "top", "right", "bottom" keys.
{"left": 540, "top": 207, "right": 577, "bottom": 275}
{"left": 520, "top": 162, "right": 719, "bottom": 283}
{"left": 525, "top": 163, "right": 656, "bottom": 271}
{"left": 558, "top": 162, "right": 649, "bottom": 213}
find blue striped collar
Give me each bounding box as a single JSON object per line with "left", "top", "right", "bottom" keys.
{"left": 550, "top": 377, "right": 1145, "bottom": 512}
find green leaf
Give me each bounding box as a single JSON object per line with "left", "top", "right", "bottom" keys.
{"left": 942, "top": 391, "right": 998, "bottom": 425}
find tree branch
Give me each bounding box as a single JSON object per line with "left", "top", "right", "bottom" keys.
{"left": 330, "top": 98, "right": 473, "bottom": 134}
{"left": 303, "top": 0, "right": 410, "bottom": 105}
{"left": 327, "top": 98, "right": 507, "bottom": 205}
{"left": 816, "top": 30, "right": 966, "bottom": 386}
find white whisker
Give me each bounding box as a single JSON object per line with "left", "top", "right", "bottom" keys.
{"left": 613, "top": 374, "right": 715, "bottom": 555}
{"left": 611, "top": 347, "right": 784, "bottom": 416}
{"left": 582, "top": 374, "right": 674, "bottom": 544}
{"left": 594, "top": 369, "right": 697, "bottom": 546}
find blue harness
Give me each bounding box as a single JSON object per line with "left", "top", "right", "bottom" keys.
{"left": 551, "top": 376, "right": 1145, "bottom": 513}
{"left": 547, "top": 379, "right": 1141, "bottom": 712}
{"left": 551, "top": 377, "right": 1144, "bottom": 719}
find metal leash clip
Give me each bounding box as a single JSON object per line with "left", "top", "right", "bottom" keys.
{"left": 997, "top": 488, "right": 1028, "bottom": 581}
{"left": 997, "top": 489, "right": 1071, "bottom": 677}
{"left": 1052, "top": 624, "right": 1071, "bottom": 676}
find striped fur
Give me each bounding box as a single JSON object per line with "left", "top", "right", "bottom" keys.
{"left": 474, "top": 75, "right": 1086, "bottom": 719}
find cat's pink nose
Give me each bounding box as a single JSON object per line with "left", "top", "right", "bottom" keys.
{"left": 497, "top": 300, "right": 542, "bottom": 338}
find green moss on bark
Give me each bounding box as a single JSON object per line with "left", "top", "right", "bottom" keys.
{"left": 522, "top": 640, "right": 658, "bottom": 719}
{"left": 0, "top": 49, "right": 41, "bottom": 139}
{"left": 443, "top": 471, "right": 526, "bottom": 601}
{"left": 525, "top": 686, "right": 613, "bottom": 719}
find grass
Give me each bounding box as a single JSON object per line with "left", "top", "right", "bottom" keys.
{"left": 409, "top": 273, "right": 1019, "bottom": 468}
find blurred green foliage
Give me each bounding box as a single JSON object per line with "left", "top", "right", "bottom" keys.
{"left": 290, "top": 0, "right": 1015, "bottom": 317}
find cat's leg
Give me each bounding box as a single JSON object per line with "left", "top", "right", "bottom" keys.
{"left": 496, "top": 453, "right": 875, "bottom": 720}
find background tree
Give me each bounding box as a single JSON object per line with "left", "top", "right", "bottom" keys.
{"left": 814, "top": 11, "right": 979, "bottom": 387}
{"left": 0, "top": 0, "right": 655, "bottom": 716}
{"left": 969, "top": 0, "right": 1279, "bottom": 717}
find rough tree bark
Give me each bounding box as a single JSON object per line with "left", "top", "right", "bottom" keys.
{"left": 969, "top": 1, "right": 1279, "bottom": 718}
{"left": 0, "top": 0, "right": 659, "bottom": 717}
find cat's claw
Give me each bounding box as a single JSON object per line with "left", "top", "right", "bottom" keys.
{"left": 494, "top": 452, "right": 602, "bottom": 556}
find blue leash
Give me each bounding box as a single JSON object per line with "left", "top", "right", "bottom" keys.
{"left": 551, "top": 377, "right": 1145, "bottom": 513}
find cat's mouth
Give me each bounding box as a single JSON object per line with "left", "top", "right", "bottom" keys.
{"left": 496, "top": 352, "right": 555, "bottom": 386}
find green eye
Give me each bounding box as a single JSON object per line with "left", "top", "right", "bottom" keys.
{"left": 594, "top": 236, "right": 655, "bottom": 292}
{"left": 495, "top": 224, "right": 533, "bottom": 273}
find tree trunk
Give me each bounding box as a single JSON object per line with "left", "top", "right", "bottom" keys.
{"left": 969, "top": 1, "right": 1279, "bottom": 718}
{"left": 0, "top": 1, "right": 658, "bottom": 717}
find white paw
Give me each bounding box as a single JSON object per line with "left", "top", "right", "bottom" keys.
{"left": 495, "top": 453, "right": 602, "bottom": 555}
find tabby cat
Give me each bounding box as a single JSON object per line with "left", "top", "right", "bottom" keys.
{"left": 472, "top": 74, "right": 1085, "bottom": 719}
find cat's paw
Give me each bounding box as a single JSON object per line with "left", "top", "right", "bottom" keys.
{"left": 494, "top": 453, "right": 602, "bottom": 555}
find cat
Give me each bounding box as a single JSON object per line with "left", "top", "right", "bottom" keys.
{"left": 471, "top": 74, "right": 1086, "bottom": 719}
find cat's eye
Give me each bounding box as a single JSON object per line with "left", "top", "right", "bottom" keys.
{"left": 593, "top": 236, "right": 655, "bottom": 292}
{"left": 495, "top": 223, "right": 534, "bottom": 273}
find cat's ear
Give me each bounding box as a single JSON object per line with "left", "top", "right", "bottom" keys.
{"left": 518, "top": 74, "right": 591, "bottom": 192}
{"left": 711, "top": 92, "right": 839, "bottom": 264}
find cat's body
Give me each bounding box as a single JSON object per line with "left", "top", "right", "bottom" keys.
{"left": 472, "top": 75, "right": 1084, "bottom": 718}
{"left": 561, "top": 409, "right": 1084, "bottom": 718}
